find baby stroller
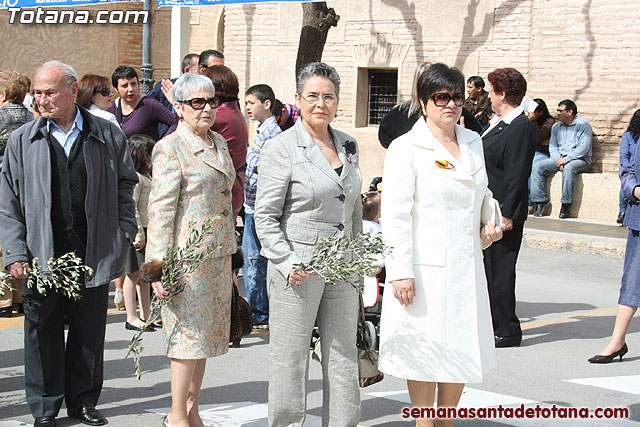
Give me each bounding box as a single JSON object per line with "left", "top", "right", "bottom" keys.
{"left": 361, "top": 176, "right": 384, "bottom": 351}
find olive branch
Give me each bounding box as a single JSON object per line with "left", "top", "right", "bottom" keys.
{"left": 293, "top": 232, "right": 391, "bottom": 292}
{"left": 126, "top": 218, "right": 219, "bottom": 380}
{"left": 0, "top": 252, "right": 91, "bottom": 301}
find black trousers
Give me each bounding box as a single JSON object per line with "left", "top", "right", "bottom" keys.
{"left": 22, "top": 281, "right": 109, "bottom": 417}
{"left": 483, "top": 222, "right": 524, "bottom": 338}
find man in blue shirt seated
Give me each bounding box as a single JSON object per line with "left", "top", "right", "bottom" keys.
{"left": 531, "top": 99, "right": 593, "bottom": 218}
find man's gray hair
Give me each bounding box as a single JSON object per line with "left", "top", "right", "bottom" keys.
{"left": 172, "top": 73, "right": 215, "bottom": 109}
{"left": 296, "top": 62, "right": 341, "bottom": 97}
{"left": 35, "top": 60, "right": 78, "bottom": 88}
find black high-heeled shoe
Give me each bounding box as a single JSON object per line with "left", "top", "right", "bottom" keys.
{"left": 125, "top": 321, "right": 155, "bottom": 332}
{"left": 0, "top": 307, "right": 12, "bottom": 318}
{"left": 588, "top": 343, "right": 628, "bottom": 363}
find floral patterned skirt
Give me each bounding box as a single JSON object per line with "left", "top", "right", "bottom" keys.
{"left": 162, "top": 255, "right": 232, "bottom": 359}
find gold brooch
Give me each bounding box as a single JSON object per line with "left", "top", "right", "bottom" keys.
{"left": 435, "top": 159, "right": 455, "bottom": 170}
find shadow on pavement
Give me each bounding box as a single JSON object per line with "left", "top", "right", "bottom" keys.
{"left": 522, "top": 314, "right": 640, "bottom": 346}
{"left": 518, "top": 302, "right": 597, "bottom": 320}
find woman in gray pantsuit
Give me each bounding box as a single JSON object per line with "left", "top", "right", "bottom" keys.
{"left": 255, "top": 62, "right": 362, "bottom": 427}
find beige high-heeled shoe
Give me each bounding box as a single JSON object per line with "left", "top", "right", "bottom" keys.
{"left": 114, "top": 288, "right": 125, "bottom": 311}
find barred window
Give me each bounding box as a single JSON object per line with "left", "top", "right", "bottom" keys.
{"left": 368, "top": 69, "right": 398, "bottom": 125}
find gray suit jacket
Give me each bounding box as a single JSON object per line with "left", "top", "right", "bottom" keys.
{"left": 0, "top": 106, "right": 138, "bottom": 287}
{"left": 255, "top": 119, "right": 363, "bottom": 281}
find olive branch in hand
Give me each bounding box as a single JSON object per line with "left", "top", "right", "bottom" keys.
{"left": 126, "top": 218, "right": 219, "bottom": 380}
{"left": 0, "top": 252, "right": 91, "bottom": 301}
{"left": 292, "top": 232, "right": 391, "bottom": 292}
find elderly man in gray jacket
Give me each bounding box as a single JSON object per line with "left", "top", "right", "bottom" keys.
{"left": 0, "top": 61, "right": 137, "bottom": 427}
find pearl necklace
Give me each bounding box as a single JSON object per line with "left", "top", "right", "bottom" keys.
{"left": 203, "top": 134, "right": 215, "bottom": 149}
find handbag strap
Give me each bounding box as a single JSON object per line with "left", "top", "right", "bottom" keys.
{"left": 232, "top": 280, "right": 239, "bottom": 297}
{"left": 357, "top": 293, "right": 367, "bottom": 345}
{"left": 115, "top": 98, "right": 123, "bottom": 125}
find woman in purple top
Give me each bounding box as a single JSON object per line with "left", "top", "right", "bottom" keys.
{"left": 107, "top": 65, "right": 177, "bottom": 141}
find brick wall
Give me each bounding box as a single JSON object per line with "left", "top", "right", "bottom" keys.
{"left": 221, "top": 0, "right": 639, "bottom": 175}
{"left": 0, "top": 3, "right": 171, "bottom": 89}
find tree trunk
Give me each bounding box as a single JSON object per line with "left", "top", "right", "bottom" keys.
{"left": 295, "top": 2, "right": 340, "bottom": 80}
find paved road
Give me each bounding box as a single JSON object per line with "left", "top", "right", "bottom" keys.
{"left": 1, "top": 248, "right": 638, "bottom": 426}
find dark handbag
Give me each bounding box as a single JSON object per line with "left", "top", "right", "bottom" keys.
{"left": 311, "top": 294, "right": 384, "bottom": 388}
{"left": 356, "top": 294, "right": 384, "bottom": 387}
{"left": 229, "top": 282, "right": 253, "bottom": 347}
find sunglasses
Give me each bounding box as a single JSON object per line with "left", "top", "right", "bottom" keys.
{"left": 430, "top": 92, "right": 465, "bottom": 107}
{"left": 96, "top": 87, "right": 111, "bottom": 97}
{"left": 180, "top": 96, "right": 220, "bottom": 110}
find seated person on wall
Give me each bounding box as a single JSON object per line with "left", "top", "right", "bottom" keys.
{"left": 530, "top": 99, "right": 593, "bottom": 219}
{"left": 463, "top": 75, "right": 492, "bottom": 128}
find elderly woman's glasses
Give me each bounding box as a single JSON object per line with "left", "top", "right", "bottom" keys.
{"left": 180, "top": 96, "right": 220, "bottom": 110}
{"left": 301, "top": 94, "right": 337, "bottom": 105}
{"left": 96, "top": 87, "right": 111, "bottom": 97}
{"left": 430, "top": 92, "right": 465, "bottom": 107}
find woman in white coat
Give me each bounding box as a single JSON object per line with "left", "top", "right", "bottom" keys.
{"left": 379, "top": 63, "right": 503, "bottom": 425}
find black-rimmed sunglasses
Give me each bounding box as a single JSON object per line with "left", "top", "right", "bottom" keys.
{"left": 180, "top": 96, "right": 220, "bottom": 110}
{"left": 430, "top": 92, "right": 465, "bottom": 107}
{"left": 96, "top": 87, "right": 111, "bottom": 97}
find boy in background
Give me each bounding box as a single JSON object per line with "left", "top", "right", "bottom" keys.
{"left": 243, "top": 84, "right": 281, "bottom": 327}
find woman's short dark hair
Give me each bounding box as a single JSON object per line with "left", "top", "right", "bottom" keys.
{"left": 533, "top": 98, "right": 552, "bottom": 126}
{"left": 111, "top": 65, "right": 138, "bottom": 88}
{"left": 201, "top": 65, "right": 239, "bottom": 102}
{"left": 128, "top": 134, "right": 155, "bottom": 174}
{"left": 77, "top": 74, "right": 111, "bottom": 109}
{"left": 627, "top": 109, "right": 640, "bottom": 140}
{"left": 487, "top": 68, "right": 527, "bottom": 107}
{"left": 0, "top": 71, "right": 30, "bottom": 103}
{"left": 362, "top": 191, "right": 381, "bottom": 222}
{"left": 416, "top": 63, "right": 465, "bottom": 111}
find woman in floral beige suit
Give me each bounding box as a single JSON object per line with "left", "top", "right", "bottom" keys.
{"left": 143, "top": 73, "right": 236, "bottom": 427}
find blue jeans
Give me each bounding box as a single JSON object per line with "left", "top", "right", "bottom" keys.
{"left": 530, "top": 157, "right": 589, "bottom": 204}
{"left": 528, "top": 151, "right": 550, "bottom": 205}
{"left": 242, "top": 213, "right": 269, "bottom": 325}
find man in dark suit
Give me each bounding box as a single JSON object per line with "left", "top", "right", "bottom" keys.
{"left": 0, "top": 60, "right": 137, "bottom": 427}
{"left": 481, "top": 68, "right": 535, "bottom": 348}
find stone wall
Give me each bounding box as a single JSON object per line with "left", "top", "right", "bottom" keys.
{"left": 218, "top": 0, "right": 638, "bottom": 222}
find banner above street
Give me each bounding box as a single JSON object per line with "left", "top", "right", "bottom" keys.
{"left": 1, "top": 0, "right": 326, "bottom": 9}
{"left": 157, "top": 0, "right": 325, "bottom": 6}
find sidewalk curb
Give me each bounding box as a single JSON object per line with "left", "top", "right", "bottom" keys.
{"left": 522, "top": 229, "right": 626, "bottom": 259}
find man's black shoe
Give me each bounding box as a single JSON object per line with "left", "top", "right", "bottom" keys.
{"left": 533, "top": 201, "right": 550, "bottom": 217}
{"left": 34, "top": 416, "right": 57, "bottom": 427}
{"left": 617, "top": 212, "right": 625, "bottom": 224}
{"left": 559, "top": 203, "right": 572, "bottom": 219}
{"left": 494, "top": 335, "right": 522, "bottom": 348}
{"left": 68, "top": 406, "right": 107, "bottom": 426}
